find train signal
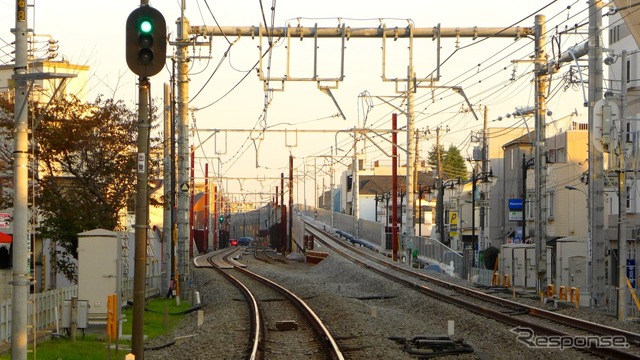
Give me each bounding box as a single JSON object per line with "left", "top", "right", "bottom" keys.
{"left": 126, "top": 6, "right": 166, "bottom": 77}
{"left": 218, "top": 215, "right": 225, "bottom": 224}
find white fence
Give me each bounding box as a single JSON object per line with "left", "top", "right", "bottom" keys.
{"left": 0, "top": 286, "right": 78, "bottom": 343}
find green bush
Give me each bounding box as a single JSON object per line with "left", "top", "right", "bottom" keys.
{"left": 482, "top": 246, "right": 500, "bottom": 270}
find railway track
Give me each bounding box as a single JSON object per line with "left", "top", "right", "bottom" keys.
{"left": 305, "top": 222, "right": 640, "bottom": 360}
{"left": 194, "top": 247, "right": 344, "bottom": 360}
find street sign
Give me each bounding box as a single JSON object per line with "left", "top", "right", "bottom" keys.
{"left": 509, "top": 210, "right": 523, "bottom": 221}
{"left": 508, "top": 198, "right": 523, "bottom": 210}
{"left": 628, "top": 259, "right": 636, "bottom": 288}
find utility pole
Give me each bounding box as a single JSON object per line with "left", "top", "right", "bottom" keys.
{"left": 353, "top": 136, "right": 360, "bottom": 239}
{"left": 162, "top": 82, "right": 171, "bottom": 307}
{"left": 588, "top": 0, "right": 606, "bottom": 308}
{"left": 479, "top": 106, "right": 489, "bottom": 254}
{"left": 176, "top": 2, "right": 190, "bottom": 299}
{"left": 11, "top": 2, "right": 30, "bottom": 358}
{"left": 534, "top": 14, "right": 549, "bottom": 295}
{"left": 434, "top": 126, "right": 449, "bottom": 245}
{"left": 618, "top": 50, "right": 628, "bottom": 320}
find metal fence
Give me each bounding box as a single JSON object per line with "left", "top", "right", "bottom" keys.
{"left": 300, "top": 207, "right": 467, "bottom": 277}
{"left": 0, "top": 286, "right": 78, "bottom": 343}
{"left": 404, "top": 234, "right": 465, "bottom": 277}
{"left": 468, "top": 267, "right": 495, "bottom": 286}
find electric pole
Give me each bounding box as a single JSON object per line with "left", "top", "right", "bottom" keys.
{"left": 176, "top": 2, "right": 190, "bottom": 299}
{"left": 11, "top": 2, "right": 30, "bottom": 358}
{"left": 534, "top": 14, "right": 549, "bottom": 296}
{"left": 588, "top": 0, "right": 606, "bottom": 308}
{"left": 618, "top": 50, "right": 628, "bottom": 320}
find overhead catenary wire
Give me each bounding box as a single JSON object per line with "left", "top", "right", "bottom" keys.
{"left": 187, "top": 1, "right": 614, "bottom": 198}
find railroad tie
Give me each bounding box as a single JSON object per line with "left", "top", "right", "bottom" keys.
{"left": 275, "top": 320, "right": 299, "bottom": 331}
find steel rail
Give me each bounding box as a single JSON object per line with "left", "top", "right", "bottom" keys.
{"left": 305, "top": 222, "right": 640, "bottom": 360}
{"left": 227, "top": 256, "right": 345, "bottom": 360}
{"left": 198, "top": 250, "right": 261, "bottom": 360}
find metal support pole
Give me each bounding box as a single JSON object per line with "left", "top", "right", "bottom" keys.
{"left": 522, "top": 154, "right": 527, "bottom": 241}
{"left": 189, "top": 147, "right": 194, "bottom": 258}
{"left": 353, "top": 135, "right": 360, "bottom": 239}
{"left": 437, "top": 181, "right": 445, "bottom": 245}
{"left": 11, "top": 2, "right": 30, "bottom": 358}
{"left": 162, "top": 83, "right": 172, "bottom": 295}
{"left": 480, "top": 106, "right": 488, "bottom": 253}
{"left": 406, "top": 67, "right": 416, "bottom": 240}
{"left": 205, "top": 163, "right": 210, "bottom": 251}
{"left": 331, "top": 146, "right": 335, "bottom": 228}
{"left": 289, "top": 155, "right": 293, "bottom": 252}
{"left": 132, "top": 77, "right": 150, "bottom": 358}
{"left": 392, "top": 113, "right": 399, "bottom": 261}
{"left": 472, "top": 170, "right": 477, "bottom": 267}
{"left": 280, "top": 174, "right": 285, "bottom": 253}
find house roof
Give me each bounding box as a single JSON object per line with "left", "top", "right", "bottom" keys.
{"left": 503, "top": 130, "right": 536, "bottom": 148}
{"left": 358, "top": 171, "right": 436, "bottom": 195}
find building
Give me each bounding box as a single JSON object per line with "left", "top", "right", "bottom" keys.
{"left": 0, "top": 59, "right": 90, "bottom": 103}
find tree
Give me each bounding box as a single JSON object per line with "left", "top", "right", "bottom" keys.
{"left": 0, "top": 94, "right": 160, "bottom": 283}
{"left": 482, "top": 246, "right": 500, "bottom": 270}
{"left": 427, "top": 144, "right": 468, "bottom": 181}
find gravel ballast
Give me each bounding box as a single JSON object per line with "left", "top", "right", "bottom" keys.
{"left": 144, "top": 248, "right": 637, "bottom": 359}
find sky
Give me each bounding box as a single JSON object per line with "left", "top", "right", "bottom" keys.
{"left": 0, "top": 0, "right": 607, "bottom": 207}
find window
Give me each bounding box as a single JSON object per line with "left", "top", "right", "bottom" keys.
{"left": 547, "top": 190, "right": 555, "bottom": 220}
{"left": 610, "top": 25, "right": 620, "bottom": 44}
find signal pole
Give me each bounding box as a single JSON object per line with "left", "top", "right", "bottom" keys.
{"left": 132, "top": 77, "right": 150, "bottom": 358}
{"left": 126, "top": 3, "right": 166, "bottom": 358}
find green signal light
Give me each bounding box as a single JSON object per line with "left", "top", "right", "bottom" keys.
{"left": 140, "top": 19, "right": 153, "bottom": 33}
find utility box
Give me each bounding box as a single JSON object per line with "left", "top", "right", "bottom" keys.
{"left": 77, "top": 229, "right": 121, "bottom": 321}
{"left": 500, "top": 243, "right": 551, "bottom": 290}
{"left": 61, "top": 299, "right": 89, "bottom": 329}
{"left": 555, "top": 236, "right": 589, "bottom": 306}
{"left": 500, "top": 244, "right": 536, "bottom": 289}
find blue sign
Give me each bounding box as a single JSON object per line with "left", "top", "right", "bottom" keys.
{"left": 509, "top": 198, "right": 523, "bottom": 211}
{"left": 513, "top": 227, "right": 522, "bottom": 243}
{"left": 627, "top": 259, "right": 636, "bottom": 289}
